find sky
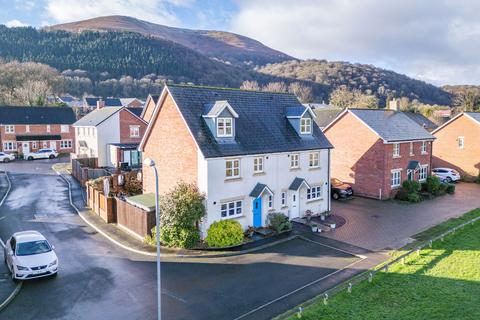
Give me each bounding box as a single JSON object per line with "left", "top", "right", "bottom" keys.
{"left": 1, "top": 0, "right": 480, "bottom": 86}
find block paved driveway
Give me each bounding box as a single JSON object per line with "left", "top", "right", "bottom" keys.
{"left": 0, "top": 160, "right": 382, "bottom": 320}
{"left": 325, "top": 182, "right": 480, "bottom": 251}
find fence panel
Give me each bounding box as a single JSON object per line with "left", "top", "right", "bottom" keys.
{"left": 116, "top": 197, "right": 155, "bottom": 238}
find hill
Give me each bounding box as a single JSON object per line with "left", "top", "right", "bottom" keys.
{"left": 45, "top": 15, "right": 293, "bottom": 67}
{"left": 258, "top": 60, "right": 452, "bottom": 106}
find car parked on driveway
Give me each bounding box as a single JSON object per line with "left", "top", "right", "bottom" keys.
{"left": 331, "top": 178, "right": 354, "bottom": 200}
{"left": 0, "top": 152, "right": 15, "bottom": 163}
{"left": 432, "top": 168, "right": 461, "bottom": 183}
{"left": 4, "top": 230, "right": 58, "bottom": 281}
{"left": 25, "top": 148, "right": 58, "bottom": 160}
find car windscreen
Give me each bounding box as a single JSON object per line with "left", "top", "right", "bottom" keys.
{"left": 16, "top": 240, "right": 51, "bottom": 256}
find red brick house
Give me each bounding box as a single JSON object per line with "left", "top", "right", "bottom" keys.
{"left": 323, "top": 108, "right": 435, "bottom": 199}
{"left": 0, "top": 106, "right": 76, "bottom": 155}
{"left": 432, "top": 112, "right": 480, "bottom": 179}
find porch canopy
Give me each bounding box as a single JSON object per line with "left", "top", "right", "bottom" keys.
{"left": 16, "top": 134, "right": 61, "bottom": 141}
{"left": 407, "top": 160, "right": 421, "bottom": 171}
{"left": 289, "top": 177, "right": 311, "bottom": 191}
{"left": 249, "top": 183, "right": 274, "bottom": 198}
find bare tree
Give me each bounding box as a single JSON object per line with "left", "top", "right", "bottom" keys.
{"left": 288, "top": 82, "right": 314, "bottom": 103}
{"left": 263, "top": 81, "right": 288, "bottom": 93}
{"left": 240, "top": 80, "right": 260, "bottom": 91}
{"left": 329, "top": 86, "right": 379, "bottom": 109}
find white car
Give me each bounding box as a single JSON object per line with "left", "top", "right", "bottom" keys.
{"left": 432, "top": 168, "right": 461, "bottom": 183}
{"left": 4, "top": 231, "right": 58, "bottom": 281}
{"left": 0, "top": 152, "right": 15, "bottom": 163}
{"left": 25, "top": 148, "right": 59, "bottom": 160}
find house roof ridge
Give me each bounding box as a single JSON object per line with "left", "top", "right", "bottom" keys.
{"left": 166, "top": 83, "right": 296, "bottom": 96}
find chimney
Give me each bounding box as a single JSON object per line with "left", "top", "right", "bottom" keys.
{"left": 388, "top": 99, "right": 401, "bottom": 111}
{"left": 97, "top": 98, "right": 105, "bottom": 110}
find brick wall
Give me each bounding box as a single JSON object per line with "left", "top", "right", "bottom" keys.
{"left": 0, "top": 124, "right": 75, "bottom": 153}
{"left": 142, "top": 93, "right": 198, "bottom": 194}
{"left": 433, "top": 114, "right": 480, "bottom": 178}
{"left": 142, "top": 98, "right": 157, "bottom": 123}
{"left": 119, "top": 109, "right": 147, "bottom": 144}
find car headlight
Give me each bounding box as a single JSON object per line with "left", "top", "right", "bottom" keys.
{"left": 48, "top": 260, "right": 57, "bottom": 267}
{"left": 340, "top": 190, "right": 348, "bottom": 194}
{"left": 17, "top": 265, "right": 28, "bottom": 271}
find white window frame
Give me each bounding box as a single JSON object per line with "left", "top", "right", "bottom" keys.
{"left": 25, "top": 125, "right": 30, "bottom": 133}
{"left": 281, "top": 192, "right": 286, "bottom": 207}
{"left": 217, "top": 117, "right": 233, "bottom": 137}
{"left": 300, "top": 118, "right": 312, "bottom": 134}
{"left": 419, "top": 165, "right": 428, "bottom": 181}
{"left": 253, "top": 157, "right": 264, "bottom": 174}
{"left": 129, "top": 125, "right": 140, "bottom": 138}
{"left": 307, "top": 186, "right": 322, "bottom": 200}
{"left": 409, "top": 142, "right": 414, "bottom": 156}
{"left": 421, "top": 141, "right": 428, "bottom": 154}
{"left": 458, "top": 136, "right": 464, "bottom": 149}
{"left": 61, "top": 125, "right": 69, "bottom": 133}
{"left": 220, "top": 200, "right": 243, "bottom": 219}
{"left": 225, "top": 159, "right": 240, "bottom": 179}
{"left": 268, "top": 195, "right": 274, "bottom": 209}
{"left": 393, "top": 143, "right": 400, "bottom": 157}
{"left": 3, "top": 141, "right": 16, "bottom": 151}
{"left": 46, "top": 125, "right": 51, "bottom": 133}
{"left": 60, "top": 139, "right": 72, "bottom": 149}
{"left": 5, "top": 125, "right": 14, "bottom": 134}
{"left": 290, "top": 153, "right": 300, "bottom": 169}
{"left": 391, "top": 169, "right": 402, "bottom": 188}
{"left": 309, "top": 152, "right": 320, "bottom": 168}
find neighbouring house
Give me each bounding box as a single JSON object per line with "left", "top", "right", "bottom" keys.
{"left": 313, "top": 108, "right": 343, "bottom": 130}
{"left": 120, "top": 98, "right": 144, "bottom": 108}
{"left": 323, "top": 105, "right": 435, "bottom": 199}
{"left": 0, "top": 106, "right": 76, "bottom": 155}
{"left": 432, "top": 112, "right": 480, "bottom": 179}
{"left": 139, "top": 84, "right": 333, "bottom": 234}
{"left": 404, "top": 112, "right": 438, "bottom": 132}
{"left": 73, "top": 104, "right": 147, "bottom": 168}
{"left": 141, "top": 94, "right": 160, "bottom": 123}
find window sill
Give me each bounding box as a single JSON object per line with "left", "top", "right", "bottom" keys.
{"left": 308, "top": 167, "right": 321, "bottom": 171}
{"left": 253, "top": 172, "right": 266, "bottom": 176}
{"left": 410, "top": 153, "right": 414, "bottom": 157}
{"left": 421, "top": 152, "right": 428, "bottom": 155}
{"left": 224, "top": 177, "right": 242, "bottom": 183}
{"left": 289, "top": 167, "right": 301, "bottom": 171}
{"left": 306, "top": 198, "right": 323, "bottom": 203}
{"left": 281, "top": 205, "right": 288, "bottom": 209}
{"left": 221, "top": 214, "right": 244, "bottom": 220}
{"left": 393, "top": 155, "right": 401, "bottom": 159}
{"left": 391, "top": 185, "right": 401, "bottom": 189}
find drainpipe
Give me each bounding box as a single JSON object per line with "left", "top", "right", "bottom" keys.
{"left": 327, "top": 148, "right": 331, "bottom": 212}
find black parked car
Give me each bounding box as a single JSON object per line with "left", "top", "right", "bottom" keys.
{"left": 331, "top": 178, "right": 353, "bottom": 200}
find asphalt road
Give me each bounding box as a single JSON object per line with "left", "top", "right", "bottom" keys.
{"left": 0, "top": 160, "right": 378, "bottom": 320}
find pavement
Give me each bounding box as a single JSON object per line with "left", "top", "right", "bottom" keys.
{"left": 0, "top": 159, "right": 386, "bottom": 320}
{"left": 324, "top": 182, "right": 480, "bottom": 251}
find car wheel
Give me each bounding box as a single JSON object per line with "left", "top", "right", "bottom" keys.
{"left": 49, "top": 155, "right": 55, "bottom": 159}
{"left": 28, "top": 156, "right": 33, "bottom": 161}
{"left": 446, "top": 177, "right": 452, "bottom": 183}
{"left": 332, "top": 192, "right": 340, "bottom": 200}
{"left": 3, "top": 158, "right": 9, "bottom": 163}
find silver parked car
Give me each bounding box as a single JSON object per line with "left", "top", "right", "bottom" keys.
{"left": 432, "top": 168, "right": 461, "bottom": 183}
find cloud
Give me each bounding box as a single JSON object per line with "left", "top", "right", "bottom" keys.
{"left": 44, "top": 0, "right": 190, "bottom": 27}
{"left": 231, "top": 0, "right": 480, "bottom": 85}
{"left": 5, "top": 19, "right": 28, "bottom": 27}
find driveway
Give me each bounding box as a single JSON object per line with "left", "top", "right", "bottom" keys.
{"left": 325, "top": 182, "right": 480, "bottom": 251}
{"left": 0, "top": 163, "right": 382, "bottom": 320}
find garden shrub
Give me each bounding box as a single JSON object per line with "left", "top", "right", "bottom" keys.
{"left": 407, "top": 193, "right": 422, "bottom": 203}
{"left": 395, "top": 188, "right": 409, "bottom": 201}
{"left": 402, "top": 180, "right": 421, "bottom": 194}
{"left": 423, "top": 176, "right": 442, "bottom": 195}
{"left": 205, "top": 220, "right": 244, "bottom": 248}
{"left": 144, "top": 226, "right": 200, "bottom": 249}
{"left": 267, "top": 212, "right": 292, "bottom": 233}
{"left": 446, "top": 184, "right": 456, "bottom": 194}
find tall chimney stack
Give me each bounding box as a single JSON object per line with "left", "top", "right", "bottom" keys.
{"left": 97, "top": 98, "right": 105, "bottom": 110}
{"left": 388, "top": 99, "right": 401, "bottom": 111}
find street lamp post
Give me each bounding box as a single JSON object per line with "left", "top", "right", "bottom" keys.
{"left": 143, "top": 157, "right": 161, "bottom": 320}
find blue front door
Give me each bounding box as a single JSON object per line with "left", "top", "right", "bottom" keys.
{"left": 253, "top": 197, "right": 262, "bottom": 227}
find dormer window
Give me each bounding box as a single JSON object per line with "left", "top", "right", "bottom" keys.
{"left": 300, "top": 118, "right": 312, "bottom": 134}
{"left": 217, "top": 118, "right": 233, "bottom": 137}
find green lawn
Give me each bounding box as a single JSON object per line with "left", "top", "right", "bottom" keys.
{"left": 286, "top": 209, "right": 480, "bottom": 320}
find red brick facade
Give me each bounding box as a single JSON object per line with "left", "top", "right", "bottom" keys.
{"left": 1, "top": 124, "right": 75, "bottom": 154}
{"left": 433, "top": 114, "right": 480, "bottom": 178}
{"left": 141, "top": 93, "right": 198, "bottom": 194}
{"left": 119, "top": 109, "right": 147, "bottom": 144}
{"left": 324, "top": 112, "right": 433, "bottom": 199}
{"left": 142, "top": 97, "right": 157, "bottom": 123}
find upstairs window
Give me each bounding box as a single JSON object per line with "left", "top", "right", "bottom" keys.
{"left": 290, "top": 154, "right": 300, "bottom": 169}
{"left": 129, "top": 125, "right": 140, "bottom": 138}
{"left": 217, "top": 118, "right": 233, "bottom": 137}
{"left": 225, "top": 159, "right": 240, "bottom": 178}
{"left": 46, "top": 125, "right": 51, "bottom": 133}
{"left": 421, "top": 141, "right": 428, "bottom": 154}
{"left": 393, "top": 143, "right": 400, "bottom": 157}
{"left": 309, "top": 152, "right": 320, "bottom": 168}
{"left": 458, "top": 137, "right": 464, "bottom": 149}
{"left": 409, "top": 142, "right": 414, "bottom": 156}
{"left": 253, "top": 157, "right": 264, "bottom": 173}
{"left": 300, "top": 118, "right": 312, "bottom": 134}
{"left": 5, "top": 125, "right": 14, "bottom": 133}
{"left": 61, "top": 125, "right": 69, "bottom": 133}
{"left": 26, "top": 125, "right": 30, "bottom": 133}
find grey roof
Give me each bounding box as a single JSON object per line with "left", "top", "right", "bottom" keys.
{"left": 249, "top": 183, "right": 273, "bottom": 198}
{"left": 285, "top": 106, "right": 306, "bottom": 118}
{"left": 85, "top": 98, "right": 123, "bottom": 107}
{"left": 150, "top": 94, "right": 160, "bottom": 104}
{"left": 465, "top": 112, "right": 480, "bottom": 123}
{"left": 404, "top": 112, "right": 438, "bottom": 131}
{"left": 407, "top": 160, "right": 421, "bottom": 171}
{"left": 349, "top": 109, "right": 435, "bottom": 142}
{"left": 289, "top": 177, "right": 310, "bottom": 191}
{"left": 74, "top": 107, "right": 122, "bottom": 127}
{"left": 0, "top": 106, "right": 76, "bottom": 125}
{"left": 127, "top": 107, "right": 143, "bottom": 117}
{"left": 166, "top": 85, "right": 333, "bottom": 158}
{"left": 313, "top": 108, "right": 343, "bottom": 128}
{"left": 203, "top": 100, "right": 237, "bottom": 118}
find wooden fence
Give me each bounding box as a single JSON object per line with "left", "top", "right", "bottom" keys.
{"left": 116, "top": 197, "right": 156, "bottom": 238}
{"left": 87, "top": 185, "right": 116, "bottom": 223}
{"left": 71, "top": 158, "right": 107, "bottom": 186}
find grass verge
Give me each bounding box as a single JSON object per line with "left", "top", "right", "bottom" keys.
{"left": 281, "top": 209, "right": 480, "bottom": 320}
